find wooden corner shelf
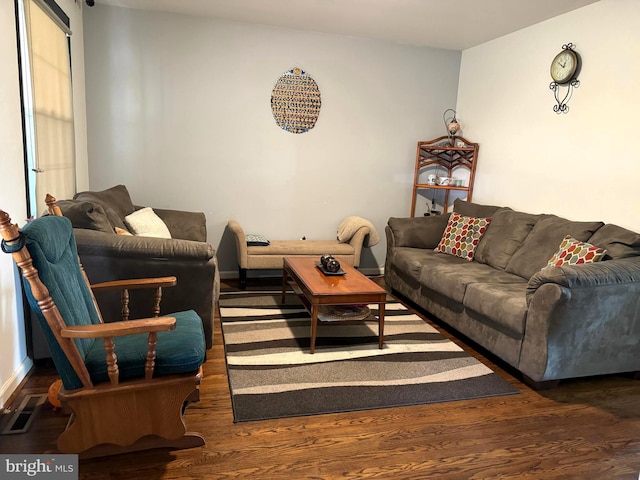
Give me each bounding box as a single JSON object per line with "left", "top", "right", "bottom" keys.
{"left": 410, "top": 136, "right": 479, "bottom": 216}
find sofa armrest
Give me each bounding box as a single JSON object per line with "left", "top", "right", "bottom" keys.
{"left": 144, "top": 207, "right": 207, "bottom": 242}
{"left": 386, "top": 215, "right": 450, "bottom": 249}
{"left": 526, "top": 257, "right": 640, "bottom": 304}
{"left": 73, "top": 228, "right": 215, "bottom": 260}
{"left": 520, "top": 257, "right": 640, "bottom": 382}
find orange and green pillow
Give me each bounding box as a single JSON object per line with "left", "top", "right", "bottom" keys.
{"left": 435, "top": 212, "right": 491, "bottom": 261}
{"left": 546, "top": 235, "right": 607, "bottom": 267}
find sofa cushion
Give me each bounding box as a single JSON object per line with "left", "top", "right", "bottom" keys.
{"left": 505, "top": 215, "right": 604, "bottom": 279}
{"left": 587, "top": 224, "right": 640, "bottom": 260}
{"left": 475, "top": 208, "right": 541, "bottom": 270}
{"left": 74, "top": 185, "right": 135, "bottom": 230}
{"left": 124, "top": 207, "right": 172, "bottom": 239}
{"left": 546, "top": 235, "right": 607, "bottom": 268}
{"left": 390, "top": 247, "right": 458, "bottom": 283}
{"left": 463, "top": 282, "right": 529, "bottom": 339}
{"left": 153, "top": 208, "right": 207, "bottom": 242}
{"left": 419, "top": 256, "right": 526, "bottom": 303}
{"left": 453, "top": 199, "right": 501, "bottom": 218}
{"left": 56, "top": 200, "right": 114, "bottom": 234}
{"left": 435, "top": 212, "right": 491, "bottom": 261}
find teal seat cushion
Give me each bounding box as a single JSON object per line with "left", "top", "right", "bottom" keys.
{"left": 84, "top": 309, "right": 205, "bottom": 383}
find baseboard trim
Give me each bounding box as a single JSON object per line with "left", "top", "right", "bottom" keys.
{"left": 0, "top": 356, "right": 34, "bottom": 410}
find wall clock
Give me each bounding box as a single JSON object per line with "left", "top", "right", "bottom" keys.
{"left": 549, "top": 43, "right": 581, "bottom": 113}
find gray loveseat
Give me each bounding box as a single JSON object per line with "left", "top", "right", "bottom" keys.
{"left": 52, "top": 185, "right": 218, "bottom": 349}
{"left": 385, "top": 199, "right": 640, "bottom": 387}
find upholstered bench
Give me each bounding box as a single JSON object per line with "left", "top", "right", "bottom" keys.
{"left": 227, "top": 218, "right": 379, "bottom": 289}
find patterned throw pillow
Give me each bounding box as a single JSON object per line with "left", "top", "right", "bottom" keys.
{"left": 246, "top": 234, "right": 270, "bottom": 246}
{"left": 435, "top": 212, "right": 491, "bottom": 261}
{"left": 546, "top": 235, "right": 607, "bottom": 267}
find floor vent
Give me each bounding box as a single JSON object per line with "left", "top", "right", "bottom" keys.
{"left": 1, "top": 394, "right": 46, "bottom": 435}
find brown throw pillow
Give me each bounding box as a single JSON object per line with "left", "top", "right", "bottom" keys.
{"left": 73, "top": 185, "right": 135, "bottom": 230}
{"left": 56, "top": 200, "right": 113, "bottom": 233}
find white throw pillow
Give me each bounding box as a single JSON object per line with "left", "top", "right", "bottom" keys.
{"left": 124, "top": 207, "right": 172, "bottom": 239}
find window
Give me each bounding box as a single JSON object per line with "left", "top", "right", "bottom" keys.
{"left": 17, "top": 0, "right": 76, "bottom": 217}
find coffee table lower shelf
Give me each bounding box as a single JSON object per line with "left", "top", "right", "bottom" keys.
{"left": 287, "top": 281, "right": 379, "bottom": 321}
{"left": 282, "top": 260, "right": 386, "bottom": 354}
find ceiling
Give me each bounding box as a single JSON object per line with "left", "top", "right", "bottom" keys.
{"left": 92, "top": 0, "right": 599, "bottom": 50}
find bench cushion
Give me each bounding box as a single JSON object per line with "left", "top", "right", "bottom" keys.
{"left": 247, "top": 240, "right": 354, "bottom": 256}
{"left": 245, "top": 240, "right": 357, "bottom": 269}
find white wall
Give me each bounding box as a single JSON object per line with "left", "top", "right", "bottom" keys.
{"left": 0, "top": 1, "right": 30, "bottom": 408}
{"left": 0, "top": 0, "right": 88, "bottom": 407}
{"left": 458, "top": 0, "right": 640, "bottom": 231}
{"left": 82, "top": 5, "right": 462, "bottom": 277}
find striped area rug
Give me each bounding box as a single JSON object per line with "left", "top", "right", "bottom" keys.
{"left": 220, "top": 299, "right": 519, "bottom": 422}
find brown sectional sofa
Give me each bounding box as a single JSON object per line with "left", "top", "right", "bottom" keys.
{"left": 385, "top": 199, "right": 640, "bottom": 387}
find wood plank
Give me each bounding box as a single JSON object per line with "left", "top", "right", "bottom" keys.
{"left": 4, "top": 277, "right": 640, "bottom": 480}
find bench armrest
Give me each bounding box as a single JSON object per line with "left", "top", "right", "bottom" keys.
{"left": 227, "top": 220, "right": 248, "bottom": 268}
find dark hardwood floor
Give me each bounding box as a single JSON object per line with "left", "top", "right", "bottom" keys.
{"left": 2, "top": 277, "right": 639, "bottom": 479}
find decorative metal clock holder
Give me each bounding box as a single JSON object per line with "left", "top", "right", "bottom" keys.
{"left": 549, "top": 43, "right": 581, "bottom": 114}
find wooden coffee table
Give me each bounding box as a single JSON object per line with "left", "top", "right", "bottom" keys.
{"left": 281, "top": 257, "right": 387, "bottom": 353}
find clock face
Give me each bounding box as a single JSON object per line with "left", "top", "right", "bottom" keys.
{"left": 550, "top": 50, "right": 578, "bottom": 84}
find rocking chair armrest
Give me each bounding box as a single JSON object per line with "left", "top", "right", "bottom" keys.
{"left": 90, "top": 276, "right": 177, "bottom": 293}
{"left": 60, "top": 317, "right": 177, "bottom": 339}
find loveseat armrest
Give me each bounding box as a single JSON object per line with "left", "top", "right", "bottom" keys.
{"left": 74, "top": 229, "right": 215, "bottom": 260}
{"left": 144, "top": 207, "right": 207, "bottom": 242}
{"left": 386, "top": 215, "right": 451, "bottom": 249}
{"left": 72, "top": 229, "right": 217, "bottom": 349}
{"left": 520, "top": 256, "right": 640, "bottom": 382}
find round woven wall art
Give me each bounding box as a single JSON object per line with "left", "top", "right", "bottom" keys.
{"left": 271, "top": 67, "right": 321, "bottom": 134}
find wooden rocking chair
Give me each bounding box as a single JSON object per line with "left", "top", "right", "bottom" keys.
{"left": 0, "top": 207, "right": 206, "bottom": 458}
